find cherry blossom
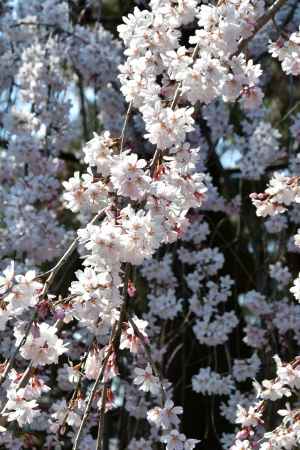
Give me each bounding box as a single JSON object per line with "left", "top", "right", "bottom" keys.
{"left": 133, "top": 364, "right": 160, "bottom": 396}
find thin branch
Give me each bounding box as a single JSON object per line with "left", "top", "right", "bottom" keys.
{"left": 275, "top": 100, "right": 300, "bottom": 126}
{"left": 149, "top": 41, "right": 201, "bottom": 176}
{"left": 96, "top": 383, "right": 108, "bottom": 450}
{"left": 128, "top": 317, "right": 166, "bottom": 405}
{"left": 0, "top": 208, "right": 107, "bottom": 386}
{"left": 0, "top": 364, "right": 33, "bottom": 417}
{"left": 120, "top": 101, "right": 133, "bottom": 154}
{"left": 72, "top": 347, "right": 113, "bottom": 450}
{"left": 232, "top": 0, "right": 290, "bottom": 57}
{"left": 73, "top": 265, "right": 130, "bottom": 450}
{"left": 0, "top": 314, "right": 37, "bottom": 385}
{"left": 59, "top": 350, "right": 91, "bottom": 435}
{"left": 37, "top": 208, "right": 106, "bottom": 280}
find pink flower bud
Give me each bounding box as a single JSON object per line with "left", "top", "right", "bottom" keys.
{"left": 236, "top": 429, "right": 249, "bottom": 440}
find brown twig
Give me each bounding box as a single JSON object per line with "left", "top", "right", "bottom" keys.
{"left": 0, "top": 363, "right": 34, "bottom": 418}
{"left": 232, "top": 0, "right": 290, "bottom": 57}
{"left": 149, "top": 41, "right": 201, "bottom": 176}
{"left": 72, "top": 347, "right": 113, "bottom": 450}
{"left": 58, "top": 349, "right": 92, "bottom": 436}
{"left": 72, "top": 264, "right": 130, "bottom": 450}
{"left": 96, "top": 383, "right": 108, "bottom": 450}
{"left": 128, "top": 317, "right": 166, "bottom": 405}
{"left": 37, "top": 208, "right": 106, "bottom": 280}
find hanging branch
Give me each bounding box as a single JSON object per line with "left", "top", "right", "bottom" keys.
{"left": 0, "top": 208, "right": 107, "bottom": 386}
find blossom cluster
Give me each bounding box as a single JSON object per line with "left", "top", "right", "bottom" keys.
{"left": 269, "top": 26, "right": 300, "bottom": 75}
